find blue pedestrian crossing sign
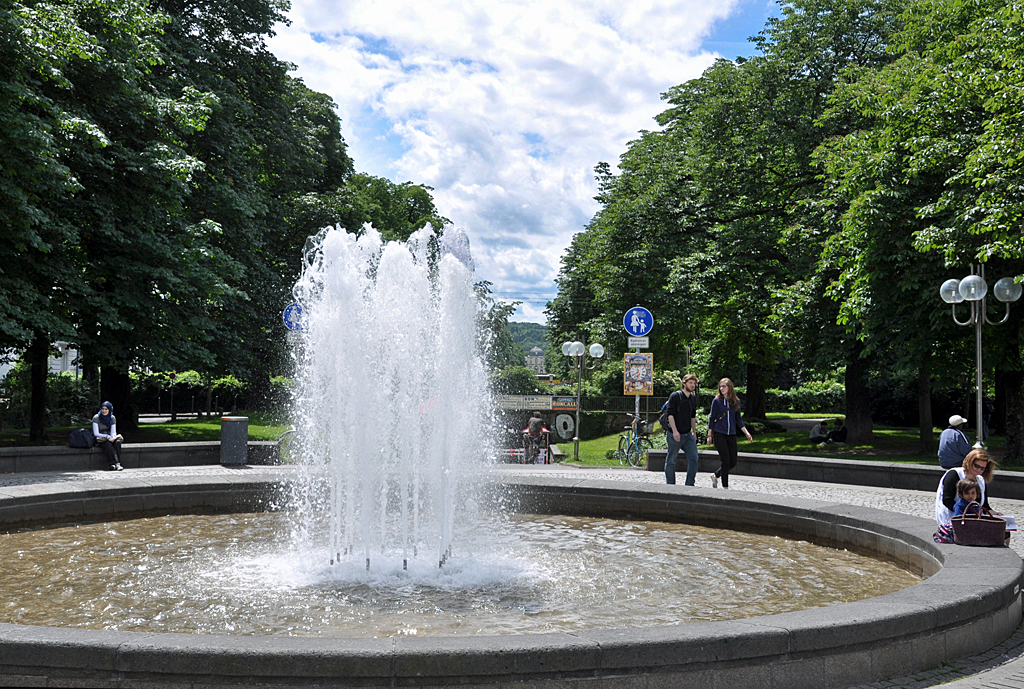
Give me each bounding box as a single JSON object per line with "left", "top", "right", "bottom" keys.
{"left": 283, "top": 303, "right": 305, "bottom": 331}
{"left": 623, "top": 307, "right": 653, "bottom": 337}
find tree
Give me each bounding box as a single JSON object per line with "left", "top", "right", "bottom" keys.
{"left": 547, "top": 0, "right": 901, "bottom": 430}
{"left": 813, "top": 0, "right": 1024, "bottom": 455}
{"left": 1, "top": 0, "right": 223, "bottom": 436}
{"left": 476, "top": 281, "right": 524, "bottom": 371}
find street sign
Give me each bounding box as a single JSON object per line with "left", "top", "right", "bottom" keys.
{"left": 283, "top": 303, "right": 305, "bottom": 331}
{"left": 623, "top": 353, "right": 654, "bottom": 395}
{"left": 623, "top": 307, "right": 653, "bottom": 337}
{"left": 628, "top": 336, "right": 649, "bottom": 349}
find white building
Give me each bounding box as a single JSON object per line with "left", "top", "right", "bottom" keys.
{"left": 0, "top": 342, "right": 81, "bottom": 381}
{"left": 526, "top": 347, "right": 545, "bottom": 374}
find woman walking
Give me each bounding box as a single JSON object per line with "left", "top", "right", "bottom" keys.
{"left": 706, "top": 378, "right": 752, "bottom": 488}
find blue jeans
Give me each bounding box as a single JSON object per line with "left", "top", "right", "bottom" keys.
{"left": 665, "top": 431, "right": 699, "bottom": 485}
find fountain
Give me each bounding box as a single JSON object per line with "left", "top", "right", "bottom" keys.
{"left": 288, "top": 225, "right": 486, "bottom": 573}
{"left": 0, "top": 226, "right": 1019, "bottom": 687}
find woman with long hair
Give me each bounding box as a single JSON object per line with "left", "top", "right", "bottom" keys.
{"left": 706, "top": 378, "right": 752, "bottom": 488}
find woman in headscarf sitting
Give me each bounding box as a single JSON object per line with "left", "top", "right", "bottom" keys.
{"left": 92, "top": 401, "right": 123, "bottom": 471}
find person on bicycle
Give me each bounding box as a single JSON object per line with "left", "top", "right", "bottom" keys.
{"left": 664, "top": 373, "right": 699, "bottom": 485}
{"left": 527, "top": 412, "right": 544, "bottom": 463}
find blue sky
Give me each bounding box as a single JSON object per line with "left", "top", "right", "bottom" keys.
{"left": 268, "top": 0, "right": 779, "bottom": 323}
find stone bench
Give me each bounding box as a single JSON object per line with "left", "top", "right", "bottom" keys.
{"left": 0, "top": 441, "right": 280, "bottom": 474}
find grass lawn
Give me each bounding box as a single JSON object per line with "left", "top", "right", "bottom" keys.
{"left": 558, "top": 416, "right": 1010, "bottom": 468}
{"left": 0, "top": 411, "right": 289, "bottom": 448}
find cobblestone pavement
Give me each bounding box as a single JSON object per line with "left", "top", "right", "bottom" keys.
{"left": 4, "top": 463, "right": 1024, "bottom": 687}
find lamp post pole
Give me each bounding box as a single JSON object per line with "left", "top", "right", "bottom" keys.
{"left": 562, "top": 340, "right": 604, "bottom": 463}
{"left": 940, "top": 265, "right": 1021, "bottom": 448}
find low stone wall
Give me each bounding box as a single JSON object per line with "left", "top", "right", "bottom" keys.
{"left": 647, "top": 448, "right": 1024, "bottom": 500}
{"left": 0, "top": 468, "right": 1020, "bottom": 688}
{"left": 0, "top": 441, "right": 279, "bottom": 473}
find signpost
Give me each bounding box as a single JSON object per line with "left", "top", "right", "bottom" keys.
{"left": 623, "top": 307, "right": 655, "bottom": 433}
{"left": 168, "top": 372, "right": 176, "bottom": 422}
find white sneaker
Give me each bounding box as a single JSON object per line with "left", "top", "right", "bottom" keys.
{"left": 711, "top": 475, "right": 718, "bottom": 489}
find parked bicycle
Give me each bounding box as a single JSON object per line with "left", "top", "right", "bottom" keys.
{"left": 615, "top": 413, "right": 653, "bottom": 468}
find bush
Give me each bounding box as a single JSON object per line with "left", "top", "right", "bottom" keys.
{"left": 268, "top": 376, "right": 293, "bottom": 410}
{"left": 760, "top": 382, "right": 846, "bottom": 414}
{"left": 0, "top": 363, "right": 97, "bottom": 428}
{"left": 491, "top": 366, "right": 543, "bottom": 395}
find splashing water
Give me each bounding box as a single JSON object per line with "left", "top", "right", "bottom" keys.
{"left": 290, "top": 225, "right": 489, "bottom": 573}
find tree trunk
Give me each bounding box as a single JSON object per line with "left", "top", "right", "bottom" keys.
{"left": 1003, "top": 368, "right": 1024, "bottom": 466}
{"left": 844, "top": 344, "right": 873, "bottom": 444}
{"left": 28, "top": 336, "right": 49, "bottom": 442}
{"left": 82, "top": 359, "right": 99, "bottom": 408}
{"left": 205, "top": 374, "right": 213, "bottom": 418}
{"left": 745, "top": 362, "right": 768, "bottom": 419}
{"left": 246, "top": 366, "right": 271, "bottom": 411}
{"left": 917, "top": 353, "right": 934, "bottom": 454}
{"left": 100, "top": 366, "right": 137, "bottom": 432}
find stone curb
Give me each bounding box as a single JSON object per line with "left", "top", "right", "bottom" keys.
{"left": 0, "top": 468, "right": 1020, "bottom": 688}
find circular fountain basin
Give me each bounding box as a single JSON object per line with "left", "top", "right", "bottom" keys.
{"left": 0, "top": 466, "right": 1020, "bottom": 688}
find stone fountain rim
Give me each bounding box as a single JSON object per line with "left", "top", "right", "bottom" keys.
{"left": 0, "top": 466, "right": 1020, "bottom": 688}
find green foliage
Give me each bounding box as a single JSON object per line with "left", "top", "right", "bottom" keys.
{"left": 1, "top": 0, "right": 452, "bottom": 437}
{"left": 762, "top": 382, "right": 847, "bottom": 413}
{"left": 490, "top": 366, "right": 543, "bottom": 395}
{"left": 0, "top": 363, "right": 96, "bottom": 428}
{"left": 345, "top": 174, "right": 448, "bottom": 242}
{"left": 476, "top": 282, "right": 525, "bottom": 371}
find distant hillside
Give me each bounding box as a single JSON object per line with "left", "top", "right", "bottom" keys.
{"left": 507, "top": 322, "right": 548, "bottom": 353}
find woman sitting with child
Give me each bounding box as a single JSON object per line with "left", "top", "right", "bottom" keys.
{"left": 936, "top": 449, "right": 995, "bottom": 525}
{"left": 935, "top": 448, "right": 1009, "bottom": 544}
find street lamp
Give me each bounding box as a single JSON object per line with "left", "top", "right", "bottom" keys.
{"left": 562, "top": 340, "right": 604, "bottom": 462}
{"left": 939, "top": 265, "right": 1021, "bottom": 448}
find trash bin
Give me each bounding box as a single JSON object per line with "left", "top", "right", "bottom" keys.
{"left": 221, "top": 416, "right": 248, "bottom": 465}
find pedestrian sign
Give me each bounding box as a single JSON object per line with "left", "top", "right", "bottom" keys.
{"left": 623, "top": 307, "right": 653, "bottom": 337}
{"left": 283, "top": 303, "right": 305, "bottom": 331}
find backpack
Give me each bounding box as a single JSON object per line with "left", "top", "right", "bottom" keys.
{"left": 68, "top": 428, "right": 94, "bottom": 449}
{"left": 659, "top": 391, "right": 679, "bottom": 430}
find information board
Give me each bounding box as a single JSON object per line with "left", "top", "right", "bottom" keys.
{"left": 623, "top": 353, "right": 654, "bottom": 395}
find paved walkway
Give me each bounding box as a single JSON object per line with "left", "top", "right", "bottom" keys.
{"left": 4, "top": 462, "right": 1024, "bottom": 688}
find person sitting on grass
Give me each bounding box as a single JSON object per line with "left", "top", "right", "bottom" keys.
{"left": 809, "top": 420, "right": 829, "bottom": 445}
{"left": 827, "top": 419, "right": 847, "bottom": 444}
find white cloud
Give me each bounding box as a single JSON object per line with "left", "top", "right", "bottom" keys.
{"left": 268, "top": 0, "right": 733, "bottom": 323}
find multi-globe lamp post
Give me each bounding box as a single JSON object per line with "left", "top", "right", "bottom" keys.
{"left": 562, "top": 340, "right": 604, "bottom": 463}
{"left": 939, "top": 266, "right": 1022, "bottom": 448}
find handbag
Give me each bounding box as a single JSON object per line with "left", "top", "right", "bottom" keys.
{"left": 707, "top": 406, "right": 727, "bottom": 442}
{"left": 951, "top": 502, "right": 1007, "bottom": 547}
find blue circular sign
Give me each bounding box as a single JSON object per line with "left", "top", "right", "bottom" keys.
{"left": 623, "top": 307, "right": 653, "bottom": 337}
{"left": 283, "top": 303, "right": 305, "bottom": 331}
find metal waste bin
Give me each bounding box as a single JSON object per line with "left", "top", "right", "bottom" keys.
{"left": 220, "top": 416, "right": 248, "bottom": 465}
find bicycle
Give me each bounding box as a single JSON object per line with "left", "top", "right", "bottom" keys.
{"left": 616, "top": 414, "right": 654, "bottom": 468}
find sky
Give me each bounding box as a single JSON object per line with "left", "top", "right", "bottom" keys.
{"left": 267, "top": 0, "right": 778, "bottom": 323}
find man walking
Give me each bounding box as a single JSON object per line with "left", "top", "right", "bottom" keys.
{"left": 938, "top": 415, "right": 972, "bottom": 469}
{"left": 664, "top": 374, "right": 700, "bottom": 485}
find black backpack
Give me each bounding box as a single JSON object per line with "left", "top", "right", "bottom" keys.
{"left": 68, "top": 428, "right": 94, "bottom": 448}
{"left": 659, "top": 391, "right": 679, "bottom": 430}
